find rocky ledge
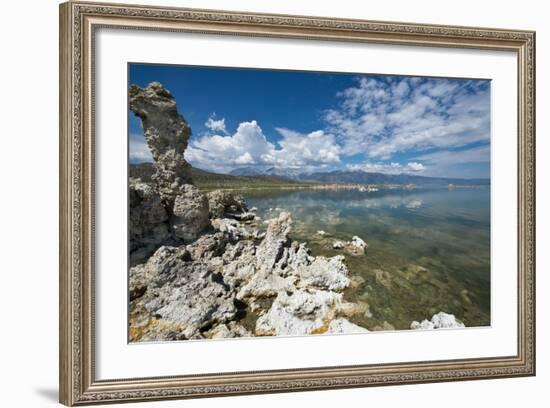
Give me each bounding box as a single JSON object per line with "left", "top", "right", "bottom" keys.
{"left": 128, "top": 82, "right": 367, "bottom": 341}
{"left": 130, "top": 210, "right": 368, "bottom": 341}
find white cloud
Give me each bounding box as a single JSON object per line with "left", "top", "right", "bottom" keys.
{"left": 414, "top": 144, "right": 490, "bottom": 164}
{"left": 347, "top": 161, "right": 426, "bottom": 175}
{"left": 235, "top": 151, "right": 254, "bottom": 165}
{"left": 185, "top": 120, "right": 274, "bottom": 172}
{"left": 406, "top": 162, "right": 426, "bottom": 171}
{"left": 185, "top": 120, "right": 341, "bottom": 173}
{"left": 205, "top": 115, "right": 228, "bottom": 134}
{"left": 325, "top": 76, "right": 491, "bottom": 160}
{"left": 129, "top": 133, "right": 153, "bottom": 163}
{"left": 274, "top": 128, "right": 341, "bottom": 169}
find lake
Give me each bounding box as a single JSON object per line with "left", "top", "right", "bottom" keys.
{"left": 241, "top": 186, "right": 491, "bottom": 331}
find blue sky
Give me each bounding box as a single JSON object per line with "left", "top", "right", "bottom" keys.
{"left": 129, "top": 63, "right": 491, "bottom": 178}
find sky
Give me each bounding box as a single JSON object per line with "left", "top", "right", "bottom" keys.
{"left": 129, "top": 63, "right": 491, "bottom": 179}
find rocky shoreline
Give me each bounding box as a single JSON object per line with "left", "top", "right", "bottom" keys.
{"left": 128, "top": 82, "right": 464, "bottom": 342}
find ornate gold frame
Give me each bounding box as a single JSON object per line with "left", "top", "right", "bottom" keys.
{"left": 59, "top": 1, "right": 536, "bottom": 405}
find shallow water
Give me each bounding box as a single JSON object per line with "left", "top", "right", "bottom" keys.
{"left": 242, "top": 187, "right": 491, "bottom": 330}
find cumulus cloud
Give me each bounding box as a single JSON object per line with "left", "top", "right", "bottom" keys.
{"left": 347, "top": 161, "right": 426, "bottom": 175}
{"left": 325, "top": 76, "right": 490, "bottom": 160}
{"left": 185, "top": 120, "right": 274, "bottom": 172}
{"left": 235, "top": 151, "right": 254, "bottom": 165}
{"left": 185, "top": 120, "right": 341, "bottom": 173}
{"left": 274, "top": 128, "right": 340, "bottom": 168}
{"left": 205, "top": 115, "right": 228, "bottom": 134}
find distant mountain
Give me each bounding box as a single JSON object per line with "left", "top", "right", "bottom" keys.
{"left": 229, "top": 166, "right": 489, "bottom": 185}
{"left": 301, "top": 170, "right": 490, "bottom": 186}
{"left": 264, "top": 167, "right": 304, "bottom": 180}
{"left": 132, "top": 163, "right": 489, "bottom": 187}
{"left": 228, "top": 166, "right": 266, "bottom": 177}
{"left": 229, "top": 166, "right": 303, "bottom": 180}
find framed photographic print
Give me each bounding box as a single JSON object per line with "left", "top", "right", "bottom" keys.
{"left": 59, "top": 1, "right": 536, "bottom": 405}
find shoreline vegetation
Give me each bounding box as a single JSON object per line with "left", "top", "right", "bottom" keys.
{"left": 129, "top": 82, "right": 470, "bottom": 342}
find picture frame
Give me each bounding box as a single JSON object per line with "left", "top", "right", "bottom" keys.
{"left": 59, "top": 1, "right": 536, "bottom": 405}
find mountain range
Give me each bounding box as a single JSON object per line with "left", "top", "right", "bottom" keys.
{"left": 229, "top": 166, "right": 490, "bottom": 186}
{"left": 130, "top": 163, "right": 489, "bottom": 187}
{"left": 229, "top": 166, "right": 304, "bottom": 180}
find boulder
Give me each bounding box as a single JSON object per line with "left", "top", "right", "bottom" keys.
{"left": 294, "top": 255, "right": 350, "bottom": 291}
{"left": 325, "top": 318, "right": 369, "bottom": 334}
{"left": 207, "top": 190, "right": 248, "bottom": 219}
{"left": 333, "top": 240, "right": 345, "bottom": 249}
{"left": 255, "top": 289, "right": 355, "bottom": 336}
{"left": 349, "top": 235, "right": 368, "bottom": 255}
{"left": 128, "top": 179, "right": 170, "bottom": 251}
{"left": 331, "top": 236, "right": 367, "bottom": 255}
{"left": 171, "top": 184, "right": 211, "bottom": 242}
{"left": 128, "top": 179, "right": 171, "bottom": 264}
{"left": 140, "top": 252, "right": 238, "bottom": 339}
{"left": 208, "top": 322, "right": 252, "bottom": 339}
{"left": 255, "top": 212, "right": 292, "bottom": 270}
{"left": 410, "top": 312, "right": 465, "bottom": 330}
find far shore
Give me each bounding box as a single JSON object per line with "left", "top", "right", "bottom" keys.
{"left": 193, "top": 182, "right": 490, "bottom": 192}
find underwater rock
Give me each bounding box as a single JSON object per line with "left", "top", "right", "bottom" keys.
{"left": 351, "top": 235, "right": 368, "bottom": 253}
{"left": 372, "top": 321, "right": 396, "bottom": 331}
{"left": 403, "top": 264, "right": 431, "bottom": 281}
{"left": 374, "top": 269, "right": 392, "bottom": 289}
{"left": 332, "top": 236, "right": 367, "bottom": 256}
{"left": 410, "top": 312, "right": 465, "bottom": 330}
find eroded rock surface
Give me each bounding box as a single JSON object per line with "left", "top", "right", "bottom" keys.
{"left": 326, "top": 318, "right": 369, "bottom": 334}
{"left": 410, "top": 312, "right": 465, "bottom": 330}
{"left": 171, "top": 184, "right": 211, "bottom": 242}
{"left": 129, "top": 82, "right": 213, "bottom": 254}
{"left": 129, "top": 82, "right": 193, "bottom": 205}
{"left": 255, "top": 289, "right": 354, "bottom": 336}
{"left": 130, "top": 211, "right": 364, "bottom": 340}
{"left": 129, "top": 178, "right": 170, "bottom": 262}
